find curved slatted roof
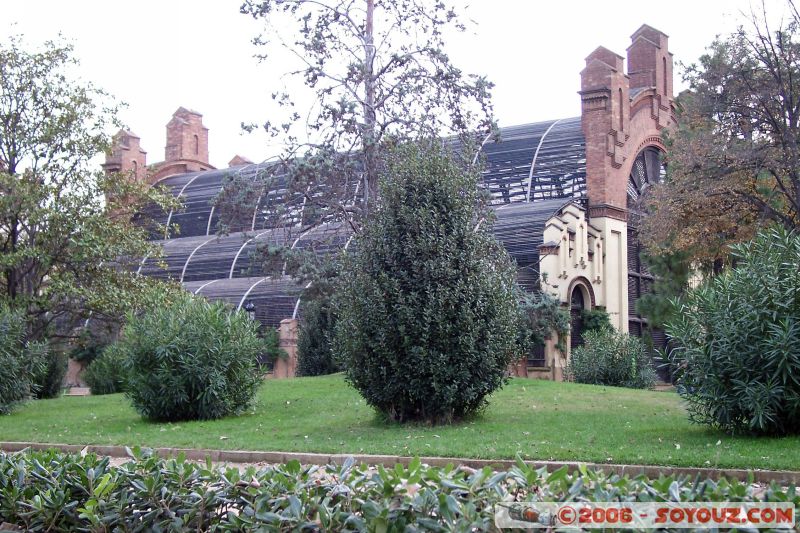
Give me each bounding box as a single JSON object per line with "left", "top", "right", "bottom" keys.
{"left": 136, "top": 118, "right": 585, "bottom": 327}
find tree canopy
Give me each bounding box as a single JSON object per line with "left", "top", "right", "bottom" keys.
{"left": 642, "top": 1, "right": 800, "bottom": 265}
{"left": 0, "top": 35, "right": 177, "bottom": 342}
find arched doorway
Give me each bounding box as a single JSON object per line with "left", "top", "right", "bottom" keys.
{"left": 569, "top": 286, "right": 586, "bottom": 351}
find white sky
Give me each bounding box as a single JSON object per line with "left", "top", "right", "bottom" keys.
{"left": 4, "top": 0, "right": 778, "bottom": 168}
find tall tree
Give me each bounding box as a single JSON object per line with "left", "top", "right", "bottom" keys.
{"left": 0, "top": 35, "right": 176, "bottom": 342}
{"left": 235, "top": 0, "right": 494, "bottom": 230}
{"left": 642, "top": 1, "right": 800, "bottom": 264}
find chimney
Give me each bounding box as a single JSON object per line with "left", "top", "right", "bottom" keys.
{"left": 165, "top": 107, "right": 209, "bottom": 165}
{"left": 627, "top": 25, "right": 673, "bottom": 100}
{"left": 580, "top": 46, "right": 630, "bottom": 210}
{"left": 102, "top": 130, "right": 147, "bottom": 181}
{"left": 229, "top": 155, "right": 254, "bottom": 167}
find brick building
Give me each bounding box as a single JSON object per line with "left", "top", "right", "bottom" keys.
{"left": 113, "top": 24, "right": 676, "bottom": 380}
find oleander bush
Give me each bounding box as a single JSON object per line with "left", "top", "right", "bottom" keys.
{"left": 0, "top": 449, "right": 796, "bottom": 532}
{"left": 83, "top": 343, "right": 128, "bottom": 395}
{"left": 121, "top": 292, "right": 264, "bottom": 421}
{"left": 667, "top": 227, "right": 800, "bottom": 435}
{"left": 335, "top": 142, "right": 519, "bottom": 424}
{"left": 0, "top": 305, "right": 43, "bottom": 414}
{"left": 566, "top": 328, "right": 657, "bottom": 389}
{"left": 30, "top": 350, "right": 68, "bottom": 399}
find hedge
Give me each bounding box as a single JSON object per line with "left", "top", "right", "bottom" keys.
{"left": 0, "top": 449, "right": 796, "bottom": 531}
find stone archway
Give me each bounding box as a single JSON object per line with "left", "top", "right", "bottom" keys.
{"left": 566, "top": 277, "right": 595, "bottom": 352}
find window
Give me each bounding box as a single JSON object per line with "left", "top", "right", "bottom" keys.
{"left": 618, "top": 88, "right": 624, "bottom": 131}
{"left": 194, "top": 134, "right": 199, "bottom": 155}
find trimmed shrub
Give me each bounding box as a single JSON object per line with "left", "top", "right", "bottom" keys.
{"left": 122, "top": 292, "right": 264, "bottom": 421}
{"left": 297, "top": 298, "right": 339, "bottom": 376}
{"left": 30, "top": 350, "right": 67, "bottom": 399}
{"left": 667, "top": 227, "right": 800, "bottom": 435}
{"left": 84, "top": 344, "right": 128, "bottom": 395}
{"left": 0, "top": 449, "right": 797, "bottom": 532}
{"left": 566, "top": 328, "right": 656, "bottom": 389}
{"left": 335, "top": 142, "right": 519, "bottom": 424}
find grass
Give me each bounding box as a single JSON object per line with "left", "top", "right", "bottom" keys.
{"left": 0, "top": 375, "right": 798, "bottom": 471}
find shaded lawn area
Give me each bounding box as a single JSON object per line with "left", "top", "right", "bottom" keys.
{"left": 0, "top": 375, "right": 797, "bottom": 471}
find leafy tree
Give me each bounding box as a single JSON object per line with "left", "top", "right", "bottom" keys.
{"left": 0, "top": 35, "right": 177, "bottom": 342}
{"left": 517, "top": 290, "right": 569, "bottom": 354}
{"left": 334, "top": 141, "right": 518, "bottom": 424}
{"left": 666, "top": 226, "right": 800, "bottom": 435}
{"left": 636, "top": 250, "right": 693, "bottom": 330}
{"left": 642, "top": 1, "right": 800, "bottom": 264}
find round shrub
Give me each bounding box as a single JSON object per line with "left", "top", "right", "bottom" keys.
{"left": 334, "top": 142, "right": 519, "bottom": 424}
{"left": 121, "top": 293, "right": 264, "bottom": 421}
{"left": 84, "top": 344, "right": 128, "bottom": 395}
{"left": 566, "top": 328, "right": 656, "bottom": 389}
{"left": 667, "top": 227, "right": 800, "bottom": 435}
{"left": 297, "top": 298, "right": 339, "bottom": 377}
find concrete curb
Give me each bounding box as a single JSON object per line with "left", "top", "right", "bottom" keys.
{"left": 1, "top": 441, "right": 797, "bottom": 484}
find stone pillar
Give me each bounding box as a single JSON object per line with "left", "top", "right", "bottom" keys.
{"left": 273, "top": 319, "right": 298, "bottom": 378}
{"left": 65, "top": 358, "right": 87, "bottom": 388}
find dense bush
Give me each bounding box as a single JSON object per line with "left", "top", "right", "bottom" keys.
{"left": 121, "top": 293, "right": 264, "bottom": 421}
{"left": 667, "top": 227, "right": 800, "bottom": 435}
{"left": 0, "top": 449, "right": 796, "bottom": 532}
{"left": 580, "top": 307, "right": 612, "bottom": 333}
{"left": 335, "top": 142, "right": 519, "bottom": 424}
{"left": 566, "top": 328, "right": 656, "bottom": 389}
{"left": 517, "top": 290, "right": 570, "bottom": 354}
{"left": 297, "top": 298, "right": 340, "bottom": 376}
{"left": 30, "top": 350, "right": 67, "bottom": 399}
{"left": 0, "top": 305, "right": 35, "bottom": 414}
{"left": 83, "top": 344, "right": 128, "bottom": 395}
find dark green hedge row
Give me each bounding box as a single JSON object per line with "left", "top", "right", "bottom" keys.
{"left": 0, "top": 449, "right": 797, "bottom": 531}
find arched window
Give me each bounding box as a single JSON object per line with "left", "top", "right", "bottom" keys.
{"left": 663, "top": 56, "right": 668, "bottom": 95}
{"left": 193, "top": 134, "right": 199, "bottom": 155}
{"left": 132, "top": 160, "right": 138, "bottom": 176}
{"left": 618, "top": 88, "right": 624, "bottom": 131}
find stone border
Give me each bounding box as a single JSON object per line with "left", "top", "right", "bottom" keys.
{"left": 1, "top": 441, "right": 797, "bottom": 485}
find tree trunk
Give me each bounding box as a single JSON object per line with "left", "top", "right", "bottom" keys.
{"left": 362, "top": 0, "right": 377, "bottom": 217}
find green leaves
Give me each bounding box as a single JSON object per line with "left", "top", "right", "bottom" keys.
{"left": 121, "top": 293, "right": 264, "bottom": 422}
{"left": 334, "top": 141, "right": 518, "bottom": 424}
{"left": 667, "top": 226, "right": 800, "bottom": 435}
{"left": 565, "top": 328, "right": 657, "bottom": 390}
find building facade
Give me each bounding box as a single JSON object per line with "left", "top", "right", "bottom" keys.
{"left": 113, "top": 25, "right": 676, "bottom": 379}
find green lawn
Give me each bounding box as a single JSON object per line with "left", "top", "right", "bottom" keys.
{"left": 0, "top": 375, "right": 798, "bottom": 471}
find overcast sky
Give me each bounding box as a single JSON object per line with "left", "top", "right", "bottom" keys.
{"left": 5, "top": 0, "right": 779, "bottom": 168}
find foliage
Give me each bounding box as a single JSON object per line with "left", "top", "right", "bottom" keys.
{"left": 297, "top": 297, "right": 339, "bottom": 376}
{"left": 636, "top": 250, "right": 693, "bottom": 330}
{"left": 666, "top": 226, "right": 800, "bottom": 435}
{"left": 580, "top": 307, "right": 612, "bottom": 334}
{"left": 0, "top": 449, "right": 797, "bottom": 532}
{"left": 30, "top": 350, "right": 67, "bottom": 400}
{"left": 0, "top": 305, "right": 37, "bottom": 414}
{"left": 642, "top": 2, "right": 800, "bottom": 264}
{"left": 0, "top": 35, "right": 178, "bottom": 343}
{"left": 517, "top": 290, "right": 569, "bottom": 354}
{"left": 83, "top": 344, "right": 127, "bottom": 396}
{"left": 121, "top": 292, "right": 264, "bottom": 421}
{"left": 566, "top": 328, "right": 657, "bottom": 390}
{"left": 335, "top": 142, "right": 518, "bottom": 424}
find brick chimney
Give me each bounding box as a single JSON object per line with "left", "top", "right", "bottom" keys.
{"left": 165, "top": 107, "right": 209, "bottom": 165}
{"left": 580, "top": 46, "right": 630, "bottom": 212}
{"left": 627, "top": 25, "right": 673, "bottom": 99}
{"left": 102, "top": 130, "right": 147, "bottom": 181}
